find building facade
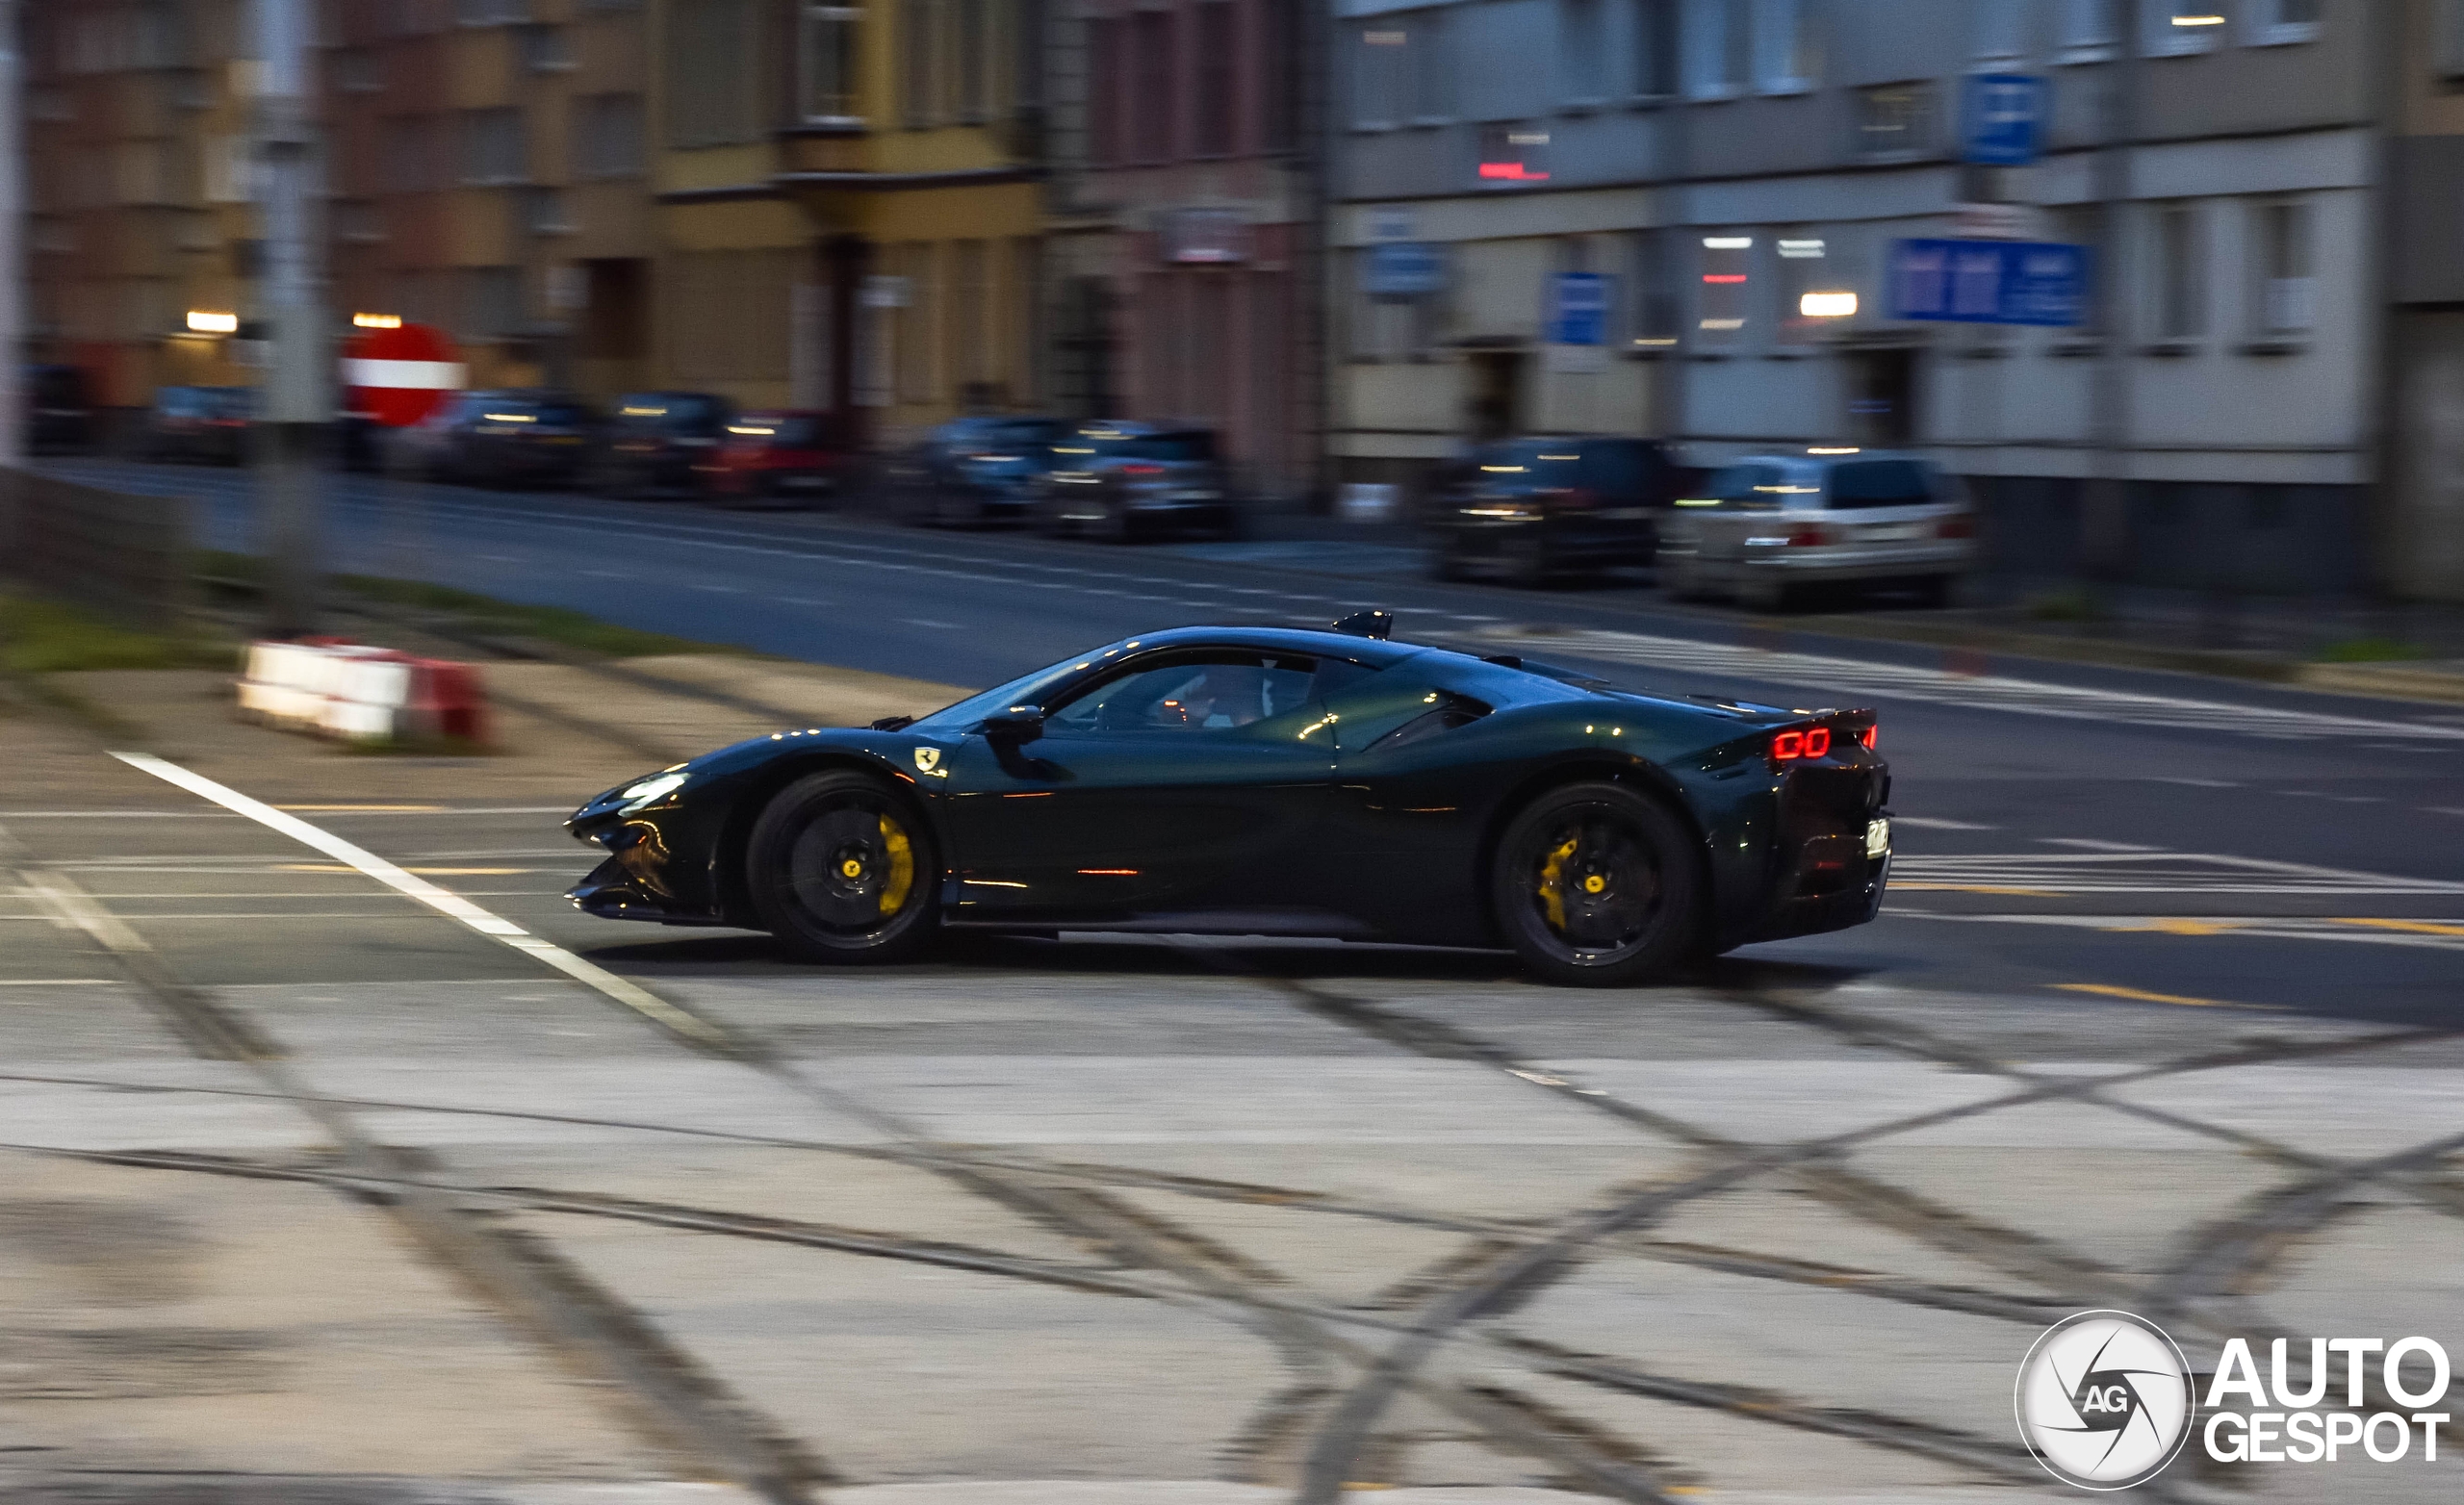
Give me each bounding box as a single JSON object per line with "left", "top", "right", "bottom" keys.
{"left": 1326, "top": 0, "right": 2394, "bottom": 599}
{"left": 1041, "top": 0, "right": 1319, "bottom": 497}
{"left": 320, "top": 0, "right": 655, "bottom": 396}
{"left": 24, "top": 0, "right": 263, "bottom": 416}
{"left": 2385, "top": 0, "right": 2464, "bottom": 602}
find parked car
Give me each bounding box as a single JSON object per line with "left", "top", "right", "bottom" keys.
{"left": 25, "top": 364, "right": 95, "bottom": 453}
{"left": 1427, "top": 435, "right": 1681, "bottom": 585}
{"left": 146, "top": 385, "right": 255, "bottom": 465}
{"left": 698, "top": 410, "right": 849, "bottom": 507}
{"left": 891, "top": 415, "right": 1068, "bottom": 526}
{"left": 600, "top": 391, "right": 735, "bottom": 497}
{"left": 1658, "top": 449, "right": 1979, "bottom": 611}
{"left": 403, "top": 390, "right": 598, "bottom": 489}
{"left": 1033, "top": 421, "right": 1236, "bottom": 541}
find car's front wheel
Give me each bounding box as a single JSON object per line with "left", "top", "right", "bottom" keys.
{"left": 746, "top": 771, "right": 940, "bottom": 964}
{"left": 1490, "top": 781, "right": 1703, "bottom": 986}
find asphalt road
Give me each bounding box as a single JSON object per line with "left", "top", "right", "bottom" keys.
{"left": 41, "top": 456, "right": 2464, "bottom": 1022}
{"left": 9, "top": 460, "right": 2464, "bottom": 1500}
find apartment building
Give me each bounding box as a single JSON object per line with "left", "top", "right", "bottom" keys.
{"left": 1041, "top": 0, "right": 1318, "bottom": 496}
{"left": 23, "top": 0, "right": 262, "bottom": 415}
{"left": 2385, "top": 0, "right": 2464, "bottom": 601}
{"left": 1326, "top": 0, "right": 2392, "bottom": 598}
{"left": 321, "top": 0, "right": 655, "bottom": 396}
{"left": 652, "top": 0, "right": 1043, "bottom": 434}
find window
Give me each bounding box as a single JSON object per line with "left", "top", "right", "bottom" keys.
{"left": 1047, "top": 654, "right": 1319, "bottom": 735}
{"left": 2254, "top": 200, "right": 2314, "bottom": 337}
{"left": 1753, "top": 0, "right": 1810, "bottom": 92}
{"left": 335, "top": 47, "right": 381, "bottom": 91}
{"left": 334, "top": 199, "right": 383, "bottom": 242}
{"left": 1133, "top": 10, "right": 1173, "bottom": 157}
{"left": 381, "top": 115, "right": 443, "bottom": 192}
{"left": 1683, "top": 0, "right": 1750, "bottom": 99}
{"left": 952, "top": 240, "right": 989, "bottom": 391}
{"left": 956, "top": 0, "right": 988, "bottom": 121}
{"left": 2057, "top": 0, "right": 2115, "bottom": 62}
{"left": 1633, "top": 0, "right": 1678, "bottom": 95}
{"left": 1975, "top": 0, "right": 2028, "bottom": 59}
{"left": 1194, "top": 3, "right": 1235, "bottom": 153}
{"left": 895, "top": 242, "right": 937, "bottom": 402}
{"left": 1350, "top": 246, "right": 1447, "bottom": 362}
{"left": 572, "top": 92, "right": 646, "bottom": 178}
{"left": 463, "top": 267, "right": 526, "bottom": 338}
{"left": 527, "top": 186, "right": 575, "bottom": 234}
{"left": 459, "top": 106, "right": 526, "bottom": 184}
{"left": 902, "top": 0, "right": 935, "bottom": 127}
{"left": 1089, "top": 16, "right": 1121, "bottom": 163}
{"left": 1854, "top": 80, "right": 1935, "bottom": 159}
{"left": 1353, "top": 19, "right": 1408, "bottom": 127}
{"left": 1412, "top": 10, "right": 1453, "bottom": 120}
{"left": 1563, "top": 0, "right": 1609, "bottom": 103}
{"left": 1627, "top": 230, "right": 1680, "bottom": 347}
{"left": 457, "top": 0, "right": 530, "bottom": 22}
{"left": 1260, "top": 0, "right": 1297, "bottom": 149}
{"left": 667, "top": 0, "right": 761, "bottom": 146}
{"left": 2442, "top": 0, "right": 2464, "bottom": 77}
{"left": 2143, "top": 4, "right": 2223, "bottom": 57}
{"left": 2152, "top": 202, "right": 2203, "bottom": 341}
{"left": 1697, "top": 233, "right": 1752, "bottom": 347}
{"left": 518, "top": 23, "right": 573, "bottom": 71}
{"left": 1775, "top": 233, "right": 1831, "bottom": 344}
{"left": 2246, "top": 0, "right": 2319, "bottom": 45}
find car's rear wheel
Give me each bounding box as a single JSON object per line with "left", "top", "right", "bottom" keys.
{"left": 1490, "top": 781, "right": 1703, "bottom": 987}
{"left": 747, "top": 772, "right": 940, "bottom": 964}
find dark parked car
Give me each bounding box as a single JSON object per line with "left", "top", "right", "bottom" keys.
{"left": 601, "top": 391, "right": 735, "bottom": 497}
{"left": 1428, "top": 435, "right": 1681, "bottom": 585}
{"left": 26, "top": 365, "right": 95, "bottom": 453}
{"left": 146, "top": 385, "right": 255, "bottom": 465}
{"left": 404, "top": 390, "right": 597, "bottom": 488}
{"left": 561, "top": 611, "right": 1890, "bottom": 986}
{"left": 698, "top": 411, "right": 849, "bottom": 507}
{"left": 1033, "top": 421, "right": 1236, "bottom": 541}
{"left": 892, "top": 415, "right": 1067, "bottom": 526}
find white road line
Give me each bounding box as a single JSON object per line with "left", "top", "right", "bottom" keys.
{"left": 2041, "top": 838, "right": 2161, "bottom": 852}
{"left": 109, "top": 752, "right": 728, "bottom": 1049}
{"left": 0, "top": 979, "right": 120, "bottom": 986}
{"left": 1892, "top": 849, "right": 2464, "bottom": 896}
{"left": 1891, "top": 816, "right": 1998, "bottom": 831}
{"left": 0, "top": 806, "right": 571, "bottom": 818}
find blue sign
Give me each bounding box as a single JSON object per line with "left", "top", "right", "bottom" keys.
{"left": 1962, "top": 73, "right": 2045, "bottom": 166}
{"left": 1364, "top": 242, "right": 1447, "bottom": 297}
{"left": 1889, "top": 239, "right": 2089, "bottom": 327}
{"left": 1545, "top": 272, "right": 1613, "bottom": 345}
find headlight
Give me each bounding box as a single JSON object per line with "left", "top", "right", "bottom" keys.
{"left": 618, "top": 772, "right": 688, "bottom": 812}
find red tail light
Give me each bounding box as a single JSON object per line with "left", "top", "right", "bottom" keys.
{"left": 1119, "top": 463, "right": 1165, "bottom": 477}
{"left": 1771, "top": 727, "right": 1833, "bottom": 763}
{"left": 1786, "top": 523, "right": 1833, "bottom": 548}
{"left": 1937, "top": 514, "right": 1976, "bottom": 540}
{"left": 1858, "top": 724, "right": 1877, "bottom": 750}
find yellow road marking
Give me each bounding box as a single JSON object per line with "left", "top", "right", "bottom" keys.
{"left": 2103, "top": 917, "right": 2243, "bottom": 935}
{"left": 1891, "top": 882, "right": 2063, "bottom": 897}
{"left": 275, "top": 804, "right": 444, "bottom": 812}
{"left": 2053, "top": 982, "right": 2253, "bottom": 1009}
{"left": 2331, "top": 917, "right": 2464, "bottom": 937}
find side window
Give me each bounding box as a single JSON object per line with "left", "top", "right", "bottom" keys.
{"left": 1045, "top": 653, "right": 1318, "bottom": 734}
{"left": 1704, "top": 462, "right": 1782, "bottom": 507}
{"left": 1582, "top": 443, "right": 1646, "bottom": 500}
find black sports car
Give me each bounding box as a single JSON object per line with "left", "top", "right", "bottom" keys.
{"left": 564, "top": 613, "right": 1892, "bottom": 985}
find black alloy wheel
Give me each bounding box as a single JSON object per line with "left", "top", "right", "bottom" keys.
{"left": 747, "top": 771, "right": 940, "bottom": 964}
{"left": 1490, "top": 780, "right": 1704, "bottom": 986}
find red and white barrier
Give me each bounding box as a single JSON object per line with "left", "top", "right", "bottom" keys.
{"left": 238, "top": 640, "right": 488, "bottom": 745}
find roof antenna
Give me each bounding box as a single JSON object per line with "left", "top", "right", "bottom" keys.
{"left": 1330, "top": 608, "right": 1394, "bottom": 640}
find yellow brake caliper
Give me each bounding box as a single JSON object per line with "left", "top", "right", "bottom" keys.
{"left": 1537, "top": 836, "right": 1578, "bottom": 932}
{"left": 878, "top": 815, "right": 915, "bottom": 917}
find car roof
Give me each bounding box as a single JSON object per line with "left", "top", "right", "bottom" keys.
{"left": 1729, "top": 448, "right": 1937, "bottom": 468}
{"left": 1117, "top": 624, "right": 1430, "bottom": 669}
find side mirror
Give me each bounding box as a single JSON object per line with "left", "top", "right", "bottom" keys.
{"left": 982, "top": 706, "right": 1045, "bottom": 746}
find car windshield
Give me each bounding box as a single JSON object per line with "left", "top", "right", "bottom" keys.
{"left": 907, "top": 645, "right": 1132, "bottom": 733}
{"left": 1825, "top": 459, "right": 1943, "bottom": 510}
{"left": 984, "top": 419, "right": 1063, "bottom": 447}
{"left": 531, "top": 400, "right": 589, "bottom": 425}
{"left": 762, "top": 416, "right": 824, "bottom": 446}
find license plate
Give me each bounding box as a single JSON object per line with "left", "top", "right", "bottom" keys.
{"left": 1865, "top": 818, "right": 1891, "bottom": 858}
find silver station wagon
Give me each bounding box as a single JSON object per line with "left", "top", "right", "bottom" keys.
{"left": 1660, "top": 449, "right": 1979, "bottom": 611}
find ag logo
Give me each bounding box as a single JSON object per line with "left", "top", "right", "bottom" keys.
{"left": 2015, "top": 1311, "right": 2194, "bottom": 1491}
{"left": 912, "top": 746, "right": 941, "bottom": 774}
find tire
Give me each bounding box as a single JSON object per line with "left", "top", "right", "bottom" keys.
{"left": 1099, "top": 496, "right": 1135, "bottom": 544}
{"left": 746, "top": 771, "right": 941, "bottom": 965}
{"left": 1739, "top": 573, "right": 1792, "bottom": 614}
{"left": 1489, "top": 780, "right": 1705, "bottom": 987}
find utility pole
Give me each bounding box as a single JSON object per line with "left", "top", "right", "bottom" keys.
{"left": 2084, "top": 0, "right": 2143, "bottom": 585}
{"left": 253, "top": 0, "right": 328, "bottom": 635}
{"left": 0, "top": 0, "right": 25, "bottom": 470}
